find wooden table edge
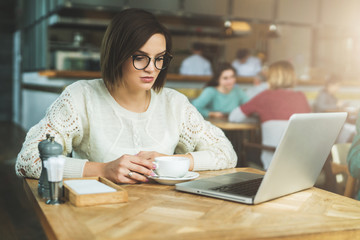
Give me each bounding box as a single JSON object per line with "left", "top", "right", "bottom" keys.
{"left": 23, "top": 179, "right": 58, "bottom": 240}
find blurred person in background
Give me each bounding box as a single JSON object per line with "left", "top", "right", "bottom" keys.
{"left": 313, "top": 74, "right": 342, "bottom": 113}
{"left": 246, "top": 71, "right": 269, "bottom": 100}
{"left": 192, "top": 62, "right": 248, "bottom": 119}
{"left": 232, "top": 48, "right": 262, "bottom": 77}
{"left": 179, "top": 42, "right": 212, "bottom": 76}
{"left": 229, "top": 60, "right": 311, "bottom": 169}
{"left": 314, "top": 74, "right": 356, "bottom": 143}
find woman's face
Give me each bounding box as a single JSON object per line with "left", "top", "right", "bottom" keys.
{"left": 328, "top": 83, "right": 340, "bottom": 94}
{"left": 121, "top": 33, "right": 166, "bottom": 92}
{"left": 218, "top": 69, "right": 236, "bottom": 91}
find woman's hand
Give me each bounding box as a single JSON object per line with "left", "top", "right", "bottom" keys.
{"left": 209, "top": 112, "right": 226, "bottom": 119}
{"left": 84, "top": 151, "right": 194, "bottom": 183}
{"left": 83, "top": 154, "right": 156, "bottom": 184}
{"left": 138, "top": 151, "right": 194, "bottom": 171}
{"left": 136, "top": 151, "right": 167, "bottom": 161}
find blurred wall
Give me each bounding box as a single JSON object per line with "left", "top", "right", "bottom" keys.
{"left": 0, "top": 0, "right": 15, "bottom": 121}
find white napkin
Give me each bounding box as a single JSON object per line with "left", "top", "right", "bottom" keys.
{"left": 44, "top": 156, "right": 65, "bottom": 182}
{"left": 64, "top": 179, "right": 117, "bottom": 195}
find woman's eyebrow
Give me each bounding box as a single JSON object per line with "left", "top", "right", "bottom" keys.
{"left": 135, "top": 50, "right": 167, "bottom": 56}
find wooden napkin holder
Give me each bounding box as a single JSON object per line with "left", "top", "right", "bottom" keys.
{"left": 63, "top": 177, "right": 128, "bottom": 207}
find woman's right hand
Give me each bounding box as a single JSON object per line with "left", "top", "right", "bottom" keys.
{"left": 83, "top": 154, "right": 156, "bottom": 184}
{"left": 209, "top": 112, "right": 226, "bottom": 119}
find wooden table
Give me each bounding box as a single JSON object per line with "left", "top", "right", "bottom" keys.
{"left": 23, "top": 168, "right": 360, "bottom": 240}
{"left": 209, "top": 118, "right": 260, "bottom": 167}
{"left": 209, "top": 118, "right": 259, "bottom": 131}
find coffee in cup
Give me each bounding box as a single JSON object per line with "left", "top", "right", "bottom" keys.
{"left": 153, "top": 156, "right": 190, "bottom": 178}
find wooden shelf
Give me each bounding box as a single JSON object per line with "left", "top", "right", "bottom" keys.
{"left": 37, "top": 70, "right": 360, "bottom": 86}
{"left": 39, "top": 70, "right": 101, "bottom": 79}
{"left": 37, "top": 70, "right": 254, "bottom": 83}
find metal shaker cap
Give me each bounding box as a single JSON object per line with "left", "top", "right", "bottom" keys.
{"left": 38, "top": 134, "right": 63, "bottom": 157}
{"left": 38, "top": 133, "right": 50, "bottom": 152}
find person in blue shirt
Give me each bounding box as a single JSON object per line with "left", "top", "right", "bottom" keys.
{"left": 192, "top": 62, "right": 249, "bottom": 119}
{"left": 179, "top": 42, "right": 212, "bottom": 76}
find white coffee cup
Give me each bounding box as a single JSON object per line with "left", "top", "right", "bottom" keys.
{"left": 153, "top": 156, "right": 190, "bottom": 178}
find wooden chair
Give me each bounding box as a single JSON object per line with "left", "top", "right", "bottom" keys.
{"left": 242, "top": 140, "right": 276, "bottom": 152}
{"left": 330, "top": 143, "right": 357, "bottom": 198}
{"left": 242, "top": 139, "right": 275, "bottom": 170}
{"left": 243, "top": 120, "right": 288, "bottom": 170}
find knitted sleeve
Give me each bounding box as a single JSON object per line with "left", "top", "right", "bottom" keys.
{"left": 176, "top": 100, "right": 237, "bottom": 170}
{"left": 15, "top": 88, "right": 87, "bottom": 179}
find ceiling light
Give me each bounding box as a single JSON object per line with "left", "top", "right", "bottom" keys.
{"left": 224, "top": 20, "right": 232, "bottom": 28}
{"left": 231, "top": 21, "right": 251, "bottom": 32}
{"left": 269, "top": 24, "right": 277, "bottom": 31}
{"left": 268, "top": 24, "right": 280, "bottom": 38}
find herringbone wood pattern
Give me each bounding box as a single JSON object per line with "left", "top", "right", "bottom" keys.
{"left": 25, "top": 168, "right": 360, "bottom": 240}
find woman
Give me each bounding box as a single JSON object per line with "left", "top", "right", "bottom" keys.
{"left": 15, "top": 9, "right": 237, "bottom": 184}
{"left": 313, "top": 75, "right": 341, "bottom": 113}
{"left": 192, "top": 62, "right": 249, "bottom": 119}
{"left": 314, "top": 75, "right": 356, "bottom": 143}
{"left": 229, "top": 60, "right": 311, "bottom": 169}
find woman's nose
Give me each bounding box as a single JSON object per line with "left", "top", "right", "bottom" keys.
{"left": 144, "top": 59, "right": 156, "bottom": 72}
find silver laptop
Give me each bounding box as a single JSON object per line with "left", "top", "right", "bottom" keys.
{"left": 176, "top": 112, "right": 347, "bottom": 204}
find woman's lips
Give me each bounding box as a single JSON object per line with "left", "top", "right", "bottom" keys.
{"left": 141, "top": 77, "right": 154, "bottom": 83}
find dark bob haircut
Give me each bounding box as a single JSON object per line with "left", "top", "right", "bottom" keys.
{"left": 100, "top": 8, "right": 172, "bottom": 92}
{"left": 206, "top": 62, "right": 236, "bottom": 87}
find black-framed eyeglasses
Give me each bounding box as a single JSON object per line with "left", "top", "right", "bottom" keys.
{"left": 131, "top": 53, "right": 173, "bottom": 70}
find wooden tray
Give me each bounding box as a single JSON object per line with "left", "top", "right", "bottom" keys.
{"left": 63, "top": 177, "right": 128, "bottom": 207}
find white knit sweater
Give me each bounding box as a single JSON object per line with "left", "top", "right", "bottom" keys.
{"left": 16, "top": 79, "right": 237, "bottom": 179}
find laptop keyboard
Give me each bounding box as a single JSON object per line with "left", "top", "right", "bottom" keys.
{"left": 210, "top": 177, "right": 263, "bottom": 197}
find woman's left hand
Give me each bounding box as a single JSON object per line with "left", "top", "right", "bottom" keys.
{"left": 209, "top": 112, "right": 226, "bottom": 119}
{"left": 136, "top": 151, "right": 168, "bottom": 161}
{"left": 137, "top": 151, "right": 194, "bottom": 171}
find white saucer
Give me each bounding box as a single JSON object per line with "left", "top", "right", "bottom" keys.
{"left": 149, "top": 172, "right": 200, "bottom": 185}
